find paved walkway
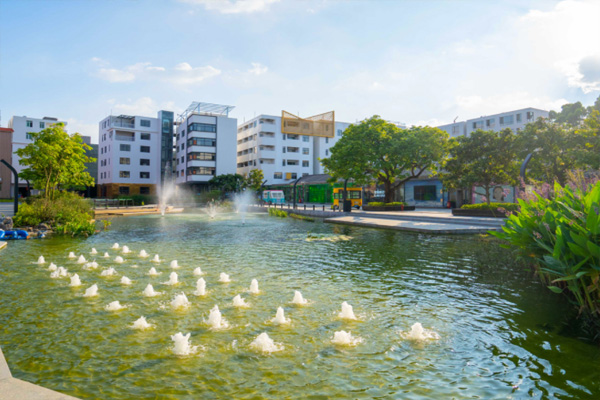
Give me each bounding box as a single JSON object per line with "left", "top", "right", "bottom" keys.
{"left": 0, "top": 347, "right": 79, "bottom": 400}
{"left": 0, "top": 203, "right": 15, "bottom": 217}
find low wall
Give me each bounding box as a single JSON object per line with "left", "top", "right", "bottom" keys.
{"left": 248, "top": 205, "right": 344, "bottom": 219}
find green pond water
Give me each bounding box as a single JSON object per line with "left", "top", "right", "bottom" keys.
{"left": 1, "top": 213, "right": 599, "bottom": 399}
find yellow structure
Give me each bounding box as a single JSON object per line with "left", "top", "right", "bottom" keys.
{"left": 281, "top": 110, "right": 335, "bottom": 138}
{"left": 332, "top": 187, "right": 362, "bottom": 210}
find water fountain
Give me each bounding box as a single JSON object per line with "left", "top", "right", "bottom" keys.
{"left": 193, "top": 278, "right": 206, "bottom": 296}
{"left": 50, "top": 267, "right": 68, "bottom": 278}
{"left": 170, "top": 260, "right": 179, "bottom": 269}
{"left": 68, "top": 252, "right": 76, "bottom": 259}
{"left": 205, "top": 201, "right": 218, "bottom": 219}
{"left": 139, "top": 250, "right": 149, "bottom": 258}
{"left": 131, "top": 316, "right": 153, "bottom": 330}
{"left": 121, "top": 276, "right": 132, "bottom": 285}
{"left": 48, "top": 263, "right": 57, "bottom": 271}
{"left": 83, "top": 284, "right": 98, "bottom": 297}
{"left": 103, "top": 252, "right": 110, "bottom": 258}
{"left": 77, "top": 255, "right": 87, "bottom": 264}
{"left": 171, "top": 293, "right": 190, "bottom": 309}
{"left": 37, "top": 256, "right": 45, "bottom": 264}
{"left": 148, "top": 267, "right": 160, "bottom": 276}
{"left": 90, "top": 248, "right": 98, "bottom": 255}
{"left": 151, "top": 254, "right": 161, "bottom": 263}
{"left": 249, "top": 279, "right": 259, "bottom": 294}
{"left": 114, "top": 256, "right": 124, "bottom": 263}
{"left": 272, "top": 307, "right": 290, "bottom": 324}
{"left": 142, "top": 284, "right": 161, "bottom": 297}
{"left": 112, "top": 243, "right": 119, "bottom": 249}
{"left": 234, "top": 190, "right": 253, "bottom": 225}
{"left": 101, "top": 267, "right": 117, "bottom": 276}
{"left": 218, "top": 273, "right": 231, "bottom": 283}
{"left": 232, "top": 295, "right": 249, "bottom": 308}
{"left": 331, "top": 330, "right": 363, "bottom": 346}
{"left": 207, "top": 305, "right": 228, "bottom": 329}
{"left": 339, "top": 301, "right": 357, "bottom": 320}
{"left": 122, "top": 246, "right": 131, "bottom": 254}
{"left": 159, "top": 161, "right": 174, "bottom": 217}
{"left": 250, "top": 332, "right": 283, "bottom": 353}
{"left": 105, "top": 301, "right": 126, "bottom": 311}
{"left": 83, "top": 261, "right": 99, "bottom": 270}
{"left": 402, "top": 323, "right": 440, "bottom": 341}
{"left": 170, "top": 332, "right": 198, "bottom": 355}
{"left": 69, "top": 274, "right": 82, "bottom": 287}
{"left": 164, "top": 272, "right": 178, "bottom": 285}
{"left": 193, "top": 267, "right": 203, "bottom": 276}
{"left": 291, "top": 290, "right": 308, "bottom": 305}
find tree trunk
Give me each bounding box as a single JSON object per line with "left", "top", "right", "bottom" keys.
{"left": 384, "top": 180, "right": 394, "bottom": 203}
{"left": 484, "top": 185, "right": 491, "bottom": 205}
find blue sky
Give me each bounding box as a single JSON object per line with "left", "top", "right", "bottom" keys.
{"left": 1, "top": 0, "right": 599, "bottom": 142}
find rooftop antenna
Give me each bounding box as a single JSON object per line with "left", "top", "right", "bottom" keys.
{"left": 453, "top": 116, "right": 459, "bottom": 123}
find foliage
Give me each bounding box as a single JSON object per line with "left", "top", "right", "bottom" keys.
{"left": 366, "top": 202, "right": 406, "bottom": 206}
{"left": 441, "top": 129, "right": 518, "bottom": 205}
{"left": 14, "top": 191, "right": 96, "bottom": 237}
{"left": 117, "top": 194, "right": 156, "bottom": 206}
{"left": 100, "top": 219, "right": 112, "bottom": 230}
{"left": 461, "top": 202, "right": 519, "bottom": 212}
{"left": 491, "top": 182, "right": 600, "bottom": 317}
{"left": 209, "top": 174, "right": 246, "bottom": 193}
{"left": 289, "top": 213, "right": 315, "bottom": 222}
{"left": 574, "top": 110, "right": 600, "bottom": 170}
{"left": 16, "top": 123, "right": 95, "bottom": 200}
{"left": 549, "top": 101, "right": 588, "bottom": 126}
{"left": 198, "top": 190, "right": 222, "bottom": 203}
{"left": 246, "top": 169, "right": 264, "bottom": 192}
{"left": 322, "top": 116, "right": 449, "bottom": 203}
{"left": 268, "top": 207, "right": 288, "bottom": 218}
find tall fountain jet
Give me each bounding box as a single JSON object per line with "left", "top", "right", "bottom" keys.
{"left": 159, "top": 161, "right": 173, "bottom": 216}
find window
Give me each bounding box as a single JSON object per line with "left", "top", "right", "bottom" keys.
{"left": 119, "top": 171, "right": 130, "bottom": 178}
{"left": 140, "top": 159, "right": 150, "bottom": 166}
{"left": 187, "top": 167, "right": 215, "bottom": 175}
{"left": 282, "top": 134, "right": 286, "bottom": 140}
{"left": 325, "top": 138, "right": 329, "bottom": 144}
{"left": 287, "top": 160, "right": 299, "bottom": 166}
{"left": 26, "top": 120, "right": 33, "bottom": 127}
{"left": 291, "top": 173, "right": 297, "bottom": 179}
{"left": 302, "top": 148, "right": 309, "bottom": 155}
{"left": 302, "top": 160, "right": 309, "bottom": 167}
{"left": 472, "top": 121, "right": 483, "bottom": 129}
{"left": 526, "top": 111, "right": 535, "bottom": 120}
{"left": 288, "top": 134, "right": 299, "bottom": 140}
{"left": 188, "top": 123, "right": 217, "bottom": 133}
{"left": 302, "top": 136, "right": 309, "bottom": 142}
{"left": 141, "top": 133, "right": 151, "bottom": 140}
{"left": 282, "top": 160, "right": 286, "bottom": 166}
{"left": 283, "top": 147, "right": 286, "bottom": 153}
{"left": 181, "top": 156, "right": 184, "bottom": 163}
{"left": 414, "top": 185, "right": 437, "bottom": 201}
{"left": 140, "top": 172, "right": 150, "bottom": 179}
{"left": 181, "top": 129, "right": 185, "bottom": 136}
{"left": 337, "top": 129, "right": 342, "bottom": 137}
{"left": 516, "top": 113, "right": 522, "bottom": 123}
{"left": 181, "top": 143, "right": 185, "bottom": 150}
{"left": 486, "top": 119, "right": 495, "bottom": 127}
{"left": 120, "top": 144, "right": 131, "bottom": 151}
{"left": 39, "top": 121, "right": 45, "bottom": 129}
{"left": 500, "top": 115, "right": 514, "bottom": 125}
{"left": 140, "top": 119, "right": 151, "bottom": 127}
{"left": 119, "top": 186, "right": 130, "bottom": 195}
{"left": 188, "top": 138, "right": 216, "bottom": 147}
{"left": 140, "top": 146, "right": 150, "bottom": 153}
{"left": 325, "top": 149, "right": 329, "bottom": 156}
{"left": 119, "top": 157, "right": 130, "bottom": 165}
{"left": 274, "top": 172, "right": 283, "bottom": 179}
{"left": 188, "top": 152, "right": 216, "bottom": 161}
{"left": 140, "top": 187, "right": 150, "bottom": 194}
{"left": 26, "top": 133, "right": 33, "bottom": 140}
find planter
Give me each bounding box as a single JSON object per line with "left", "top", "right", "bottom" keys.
{"left": 452, "top": 208, "right": 507, "bottom": 218}
{"left": 362, "top": 205, "right": 416, "bottom": 212}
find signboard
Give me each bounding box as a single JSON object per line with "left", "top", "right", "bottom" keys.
{"left": 281, "top": 110, "right": 335, "bottom": 138}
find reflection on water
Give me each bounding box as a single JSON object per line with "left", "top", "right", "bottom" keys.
{"left": 0, "top": 212, "right": 599, "bottom": 399}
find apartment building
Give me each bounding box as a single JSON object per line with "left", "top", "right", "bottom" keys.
{"left": 437, "top": 107, "right": 549, "bottom": 137}
{"left": 0, "top": 127, "right": 14, "bottom": 198}
{"left": 236, "top": 113, "right": 351, "bottom": 185}
{"left": 97, "top": 111, "right": 174, "bottom": 198}
{"left": 7, "top": 116, "right": 67, "bottom": 196}
{"left": 174, "top": 102, "right": 237, "bottom": 192}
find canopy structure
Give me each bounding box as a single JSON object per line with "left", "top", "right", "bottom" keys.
{"left": 281, "top": 110, "right": 335, "bottom": 138}
{"left": 176, "top": 102, "right": 235, "bottom": 123}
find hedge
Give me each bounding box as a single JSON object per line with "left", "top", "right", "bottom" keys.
{"left": 461, "top": 202, "right": 519, "bottom": 212}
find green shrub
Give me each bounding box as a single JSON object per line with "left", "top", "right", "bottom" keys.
{"left": 461, "top": 202, "right": 519, "bottom": 212}
{"left": 268, "top": 207, "right": 287, "bottom": 218}
{"left": 367, "top": 201, "right": 406, "bottom": 207}
{"left": 117, "top": 194, "right": 156, "bottom": 206}
{"left": 491, "top": 182, "right": 600, "bottom": 317}
{"left": 289, "top": 213, "right": 314, "bottom": 222}
{"left": 14, "top": 191, "right": 97, "bottom": 237}
{"left": 198, "top": 190, "right": 222, "bottom": 204}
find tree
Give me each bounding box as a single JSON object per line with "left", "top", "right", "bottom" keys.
{"left": 208, "top": 173, "right": 246, "bottom": 193}
{"left": 440, "top": 129, "right": 518, "bottom": 205}
{"left": 515, "top": 118, "right": 579, "bottom": 185}
{"left": 16, "top": 123, "right": 95, "bottom": 200}
{"left": 246, "top": 169, "right": 264, "bottom": 192}
{"left": 321, "top": 116, "right": 449, "bottom": 203}
{"left": 576, "top": 109, "right": 600, "bottom": 170}
{"left": 549, "top": 101, "right": 587, "bottom": 126}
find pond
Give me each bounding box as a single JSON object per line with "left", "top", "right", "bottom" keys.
{"left": 1, "top": 213, "right": 599, "bottom": 399}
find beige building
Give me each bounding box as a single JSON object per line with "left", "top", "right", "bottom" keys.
{"left": 0, "top": 127, "right": 14, "bottom": 199}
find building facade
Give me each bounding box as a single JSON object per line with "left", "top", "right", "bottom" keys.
{"left": 236, "top": 114, "right": 351, "bottom": 185}
{"left": 174, "top": 102, "right": 237, "bottom": 192}
{"left": 0, "top": 127, "right": 14, "bottom": 199}
{"left": 97, "top": 112, "right": 171, "bottom": 198}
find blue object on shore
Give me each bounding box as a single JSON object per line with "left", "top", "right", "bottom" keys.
{"left": 0, "top": 229, "right": 29, "bottom": 240}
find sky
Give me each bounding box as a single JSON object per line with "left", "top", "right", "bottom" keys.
{"left": 1, "top": 0, "right": 599, "bottom": 143}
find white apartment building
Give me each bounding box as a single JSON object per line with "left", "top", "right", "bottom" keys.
{"left": 98, "top": 111, "right": 174, "bottom": 198}
{"left": 7, "top": 115, "right": 66, "bottom": 196}
{"left": 174, "top": 102, "right": 237, "bottom": 191}
{"left": 236, "top": 114, "right": 351, "bottom": 185}
{"left": 437, "top": 107, "right": 549, "bottom": 137}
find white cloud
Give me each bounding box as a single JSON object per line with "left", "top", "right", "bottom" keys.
{"left": 169, "top": 63, "right": 221, "bottom": 84}
{"left": 94, "top": 61, "right": 220, "bottom": 86}
{"left": 65, "top": 118, "right": 100, "bottom": 143}
{"left": 180, "top": 0, "right": 280, "bottom": 14}
{"left": 248, "top": 62, "right": 268, "bottom": 76}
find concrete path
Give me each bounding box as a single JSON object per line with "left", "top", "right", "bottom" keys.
{"left": 0, "top": 347, "right": 79, "bottom": 400}
{"left": 0, "top": 203, "right": 15, "bottom": 217}
{"left": 324, "top": 215, "right": 498, "bottom": 234}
